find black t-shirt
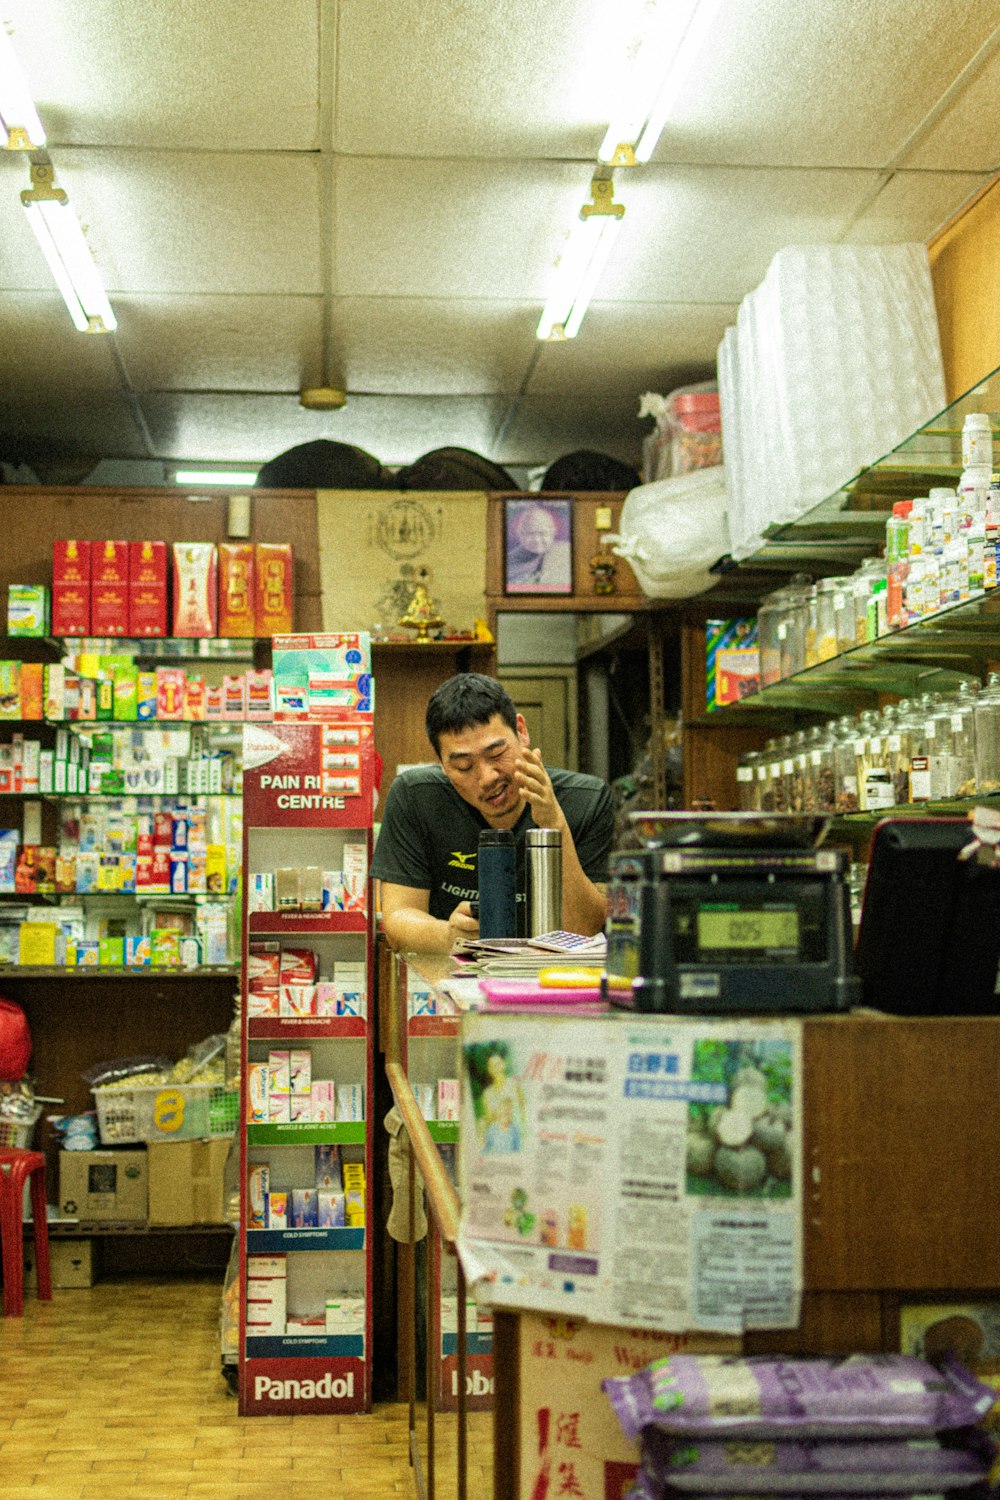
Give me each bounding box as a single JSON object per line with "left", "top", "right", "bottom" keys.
{"left": 370, "top": 764, "right": 614, "bottom": 924}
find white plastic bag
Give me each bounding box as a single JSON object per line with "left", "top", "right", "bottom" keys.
{"left": 607, "top": 466, "right": 729, "bottom": 599}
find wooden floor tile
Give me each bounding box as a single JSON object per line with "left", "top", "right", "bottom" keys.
{"left": 1, "top": 1275, "right": 494, "bottom": 1498}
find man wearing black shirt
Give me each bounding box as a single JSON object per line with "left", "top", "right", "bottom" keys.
{"left": 370, "top": 674, "right": 613, "bottom": 954}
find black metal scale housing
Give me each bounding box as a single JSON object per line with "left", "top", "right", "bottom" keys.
{"left": 602, "top": 814, "right": 859, "bottom": 1015}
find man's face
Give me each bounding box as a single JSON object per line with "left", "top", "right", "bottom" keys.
{"left": 436, "top": 712, "right": 530, "bottom": 827}
{"left": 517, "top": 507, "right": 555, "bottom": 555}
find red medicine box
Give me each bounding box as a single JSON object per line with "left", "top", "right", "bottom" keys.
{"left": 91, "top": 541, "right": 130, "bottom": 636}
{"left": 254, "top": 544, "right": 294, "bottom": 635}
{"left": 218, "top": 544, "right": 256, "bottom": 638}
{"left": 52, "top": 539, "right": 92, "bottom": 636}
{"left": 128, "top": 541, "right": 168, "bottom": 637}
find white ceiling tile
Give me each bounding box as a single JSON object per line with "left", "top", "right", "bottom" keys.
{"left": 642, "top": 0, "right": 1000, "bottom": 169}
{"left": 114, "top": 296, "right": 325, "bottom": 392}
{"left": 495, "top": 393, "right": 644, "bottom": 469}
{"left": 332, "top": 298, "right": 540, "bottom": 395}
{"left": 139, "top": 393, "right": 508, "bottom": 468}
{"left": 602, "top": 166, "right": 881, "bottom": 303}
{"left": 334, "top": 157, "right": 593, "bottom": 300}
{"left": 3, "top": 0, "right": 320, "bottom": 150}
{"left": 39, "top": 150, "right": 323, "bottom": 297}
{"left": 842, "top": 170, "right": 989, "bottom": 246}
{"left": 335, "top": 0, "right": 620, "bottom": 160}
{"left": 901, "top": 44, "right": 1000, "bottom": 171}
{"left": 0, "top": 292, "right": 121, "bottom": 393}
{"left": 0, "top": 390, "right": 151, "bottom": 460}
{"left": 528, "top": 302, "right": 736, "bottom": 398}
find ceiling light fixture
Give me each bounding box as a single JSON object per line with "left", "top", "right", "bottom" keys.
{"left": 174, "top": 470, "right": 258, "bottom": 486}
{"left": 21, "top": 163, "right": 116, "bottom": 333}
{"left": 598, "top": 0, "right": 724, "bottom": 166}
{"left": 536, "top": 177, "right": 625, "bottom": 342}
{"left": 0, "top": 26, "right": 45, "bottom": 148}
{"left": 300, "top": 386, "right": 347, "bottom": 411}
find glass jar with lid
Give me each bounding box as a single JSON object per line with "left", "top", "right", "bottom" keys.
{"left": 801, "top": 724, "right": 829, "bottom": 812}
{"left": 852, "top": 711, "right": 880, "bottom": 812}
{"left": 883, "top": 701, "right": 914, "bottom": 805}
{"left": 973, "top": 673, "right": 1000, "bottom": 795}
{"left": 832, "top": 718, "right": 861, "bottom": 813}
{"left": 905, "top": 693, "right": 937, "bottom": 802}
{"left": 783, "top": 729, "right": 808, "bottom": 812}
{"left": 926, "top": 702, "right": 956, "bottom": 799}
{"left": 736, "top": 749, "right": 761, "bottom": 811}
{"left": 948, "top": 680, "right": 978, "bottom": 798}
{"left": 827, "top": 577, "right": 858, "bottom": 655}
{"left": 758, "top": 738, "right": 779, "bottom": 811}
{"left": 812, "top": 577, "right": 844, "bottom": 662}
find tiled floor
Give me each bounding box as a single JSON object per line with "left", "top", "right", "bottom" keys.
{"left": 0, "top": 1277, "right": 492, "bottom": 1500}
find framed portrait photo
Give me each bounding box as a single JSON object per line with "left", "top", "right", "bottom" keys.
{"left": 503, "top": 498, "right": 573, "bottom": 595}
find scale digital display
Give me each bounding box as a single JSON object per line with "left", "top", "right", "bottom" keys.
{"left": 696, "top": 905, "right": 800, "bottom": 952}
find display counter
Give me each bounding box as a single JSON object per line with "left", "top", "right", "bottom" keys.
{"left": 384, "top": 949, "right": 1000, "bottom": 1500}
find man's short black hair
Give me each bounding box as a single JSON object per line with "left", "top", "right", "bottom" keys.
{"left": 425, "top": 673, "right": 518, "bottom": 757}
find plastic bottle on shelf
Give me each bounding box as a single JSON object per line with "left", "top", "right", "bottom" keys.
{"left": 885, "top": 502, "right": 911, "bottom": 629}
{"left": 967, "top": 516, "right": 986, "bottom": 593}
{"left": 904, "top": 557, "right": 925, "bottom": 621}
{"left": 958, "top": 465, "right": 991, "bottom": 523}
{"left": 962, "top": 411, "right": 994, "bottom": 469}
{"left": 941, "top": 537, "right": 969, "bottom": 605}
{"left": 907, "top": 499, "right": 926, "bottom": 557}
{"left": 985, "top": 514, "right": 999, "bottom": 590}
{"left": 922, "top": 548, "right": 943, "bottom": 612}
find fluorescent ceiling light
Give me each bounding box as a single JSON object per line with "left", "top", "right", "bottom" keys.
{"left": 598, "top": 0, "right": 724, "bottom": 165}
{"left": 21, "top": 164, "right": 116, "bottom": 333}
{"left": 0, "top": 26, "right": 45, "bottom": 148}
{"left": 536, "top": 178, "right": 625, "bottom": 342}
{"left": 175, "top": 470, "right": 258, "bottom": 486}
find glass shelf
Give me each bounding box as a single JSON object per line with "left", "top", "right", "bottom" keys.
{"left": 65, "top": 637, "right": 268, "bottom": 661}
{"left": 750, "top": 361, "right": 1000, "bottom": 566}
{"left": 712, "top": 584, "right": 1000, "bottom": 718}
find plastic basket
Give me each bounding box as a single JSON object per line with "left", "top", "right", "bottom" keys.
{"left": 0, "top": 1104, "right": 42, "bottom": 1150}
{"left": 94, "top": 1082, "right": 215, "bottom": 1144}
{"left": 208, "top": 1087, "right": 240, "bottom": 1139}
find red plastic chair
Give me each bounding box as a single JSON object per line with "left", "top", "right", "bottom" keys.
{"left": 0, "top": 1149, "right": 51, "bottom": 1316}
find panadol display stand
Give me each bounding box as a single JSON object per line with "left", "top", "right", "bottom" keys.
{"left": 238, "top": 635, "right": 375, "bottom": 1416}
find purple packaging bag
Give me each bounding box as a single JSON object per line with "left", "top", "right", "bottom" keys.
{"left": 603, "top": 1353, "right": 997, "bottom": 1441}
{"left": 633, "top": 1425, "right": 995, "bottom": 1493}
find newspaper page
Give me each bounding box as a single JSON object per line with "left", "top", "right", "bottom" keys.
{"left": 457, "top": 1012, "right": 802, "bottom": 1334}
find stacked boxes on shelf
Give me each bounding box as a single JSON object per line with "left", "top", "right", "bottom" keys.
{"left": 42, "top": 539, "right": 294, "bottom": 639}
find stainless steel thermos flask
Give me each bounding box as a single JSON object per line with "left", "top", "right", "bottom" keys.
{"left": 527, "top": 827, "right": 562, "bottom": 936}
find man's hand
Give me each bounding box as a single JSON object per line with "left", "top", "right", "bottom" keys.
{"left": 447, "top": 900, "right": 480, "bottom": 950}
{"left": 513, "top": 747, "right": 566, "bottom": 831}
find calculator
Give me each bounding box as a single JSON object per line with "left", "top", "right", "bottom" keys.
{"left": 526, "top": 930, "right": 607, "bottom": 954}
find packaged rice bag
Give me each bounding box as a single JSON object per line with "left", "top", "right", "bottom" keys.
{"left": 629, "top": 1425, "right": 995, "bottom": 1493}
{"left": 603, "top": 1354, "right": 997, "bottom": 1441}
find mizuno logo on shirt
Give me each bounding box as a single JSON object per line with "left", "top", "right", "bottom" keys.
{"left": 449, "top": 850, "right": 476, "bottom": 870}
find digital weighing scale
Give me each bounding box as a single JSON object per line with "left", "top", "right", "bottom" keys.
{"left": 603, "top": 812, "right": 860, "bottom": 1015}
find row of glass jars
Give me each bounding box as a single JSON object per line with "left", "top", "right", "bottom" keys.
{"left": 736, "top": 676, "right": 1000, "bottom": 815}
{"left": 758, "top": 565, "right": 890, "bottom": 686}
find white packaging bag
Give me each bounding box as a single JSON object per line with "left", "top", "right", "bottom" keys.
{"left": 607, "top": 466, "right": 729, "bottom": 599}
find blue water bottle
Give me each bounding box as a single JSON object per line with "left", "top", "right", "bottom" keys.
{"left": 478, "top": 828, "right": 517, "bottom": 938}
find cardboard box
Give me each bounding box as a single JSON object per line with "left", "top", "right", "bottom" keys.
{"left": 52, "top": 539, "right": 91, "bottom": 584}
{"left": 59, "top": 1149, "right": 148, "bottom": 1222}
{"left": 129, "top": 546, "right": 168, "bottom": 638}
{"left": 92, "top": 540, "right": 129, "bottom": 585}
{"left": 24, "top": 1237, "right": 95, "bottom": 1289}
{"left": 146, "top": 1138, "right": 230, "bottom": 1226}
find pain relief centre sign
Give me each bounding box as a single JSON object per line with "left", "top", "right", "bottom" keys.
{"left": 243, "top": 722, "right": 377, "bottom": 828}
